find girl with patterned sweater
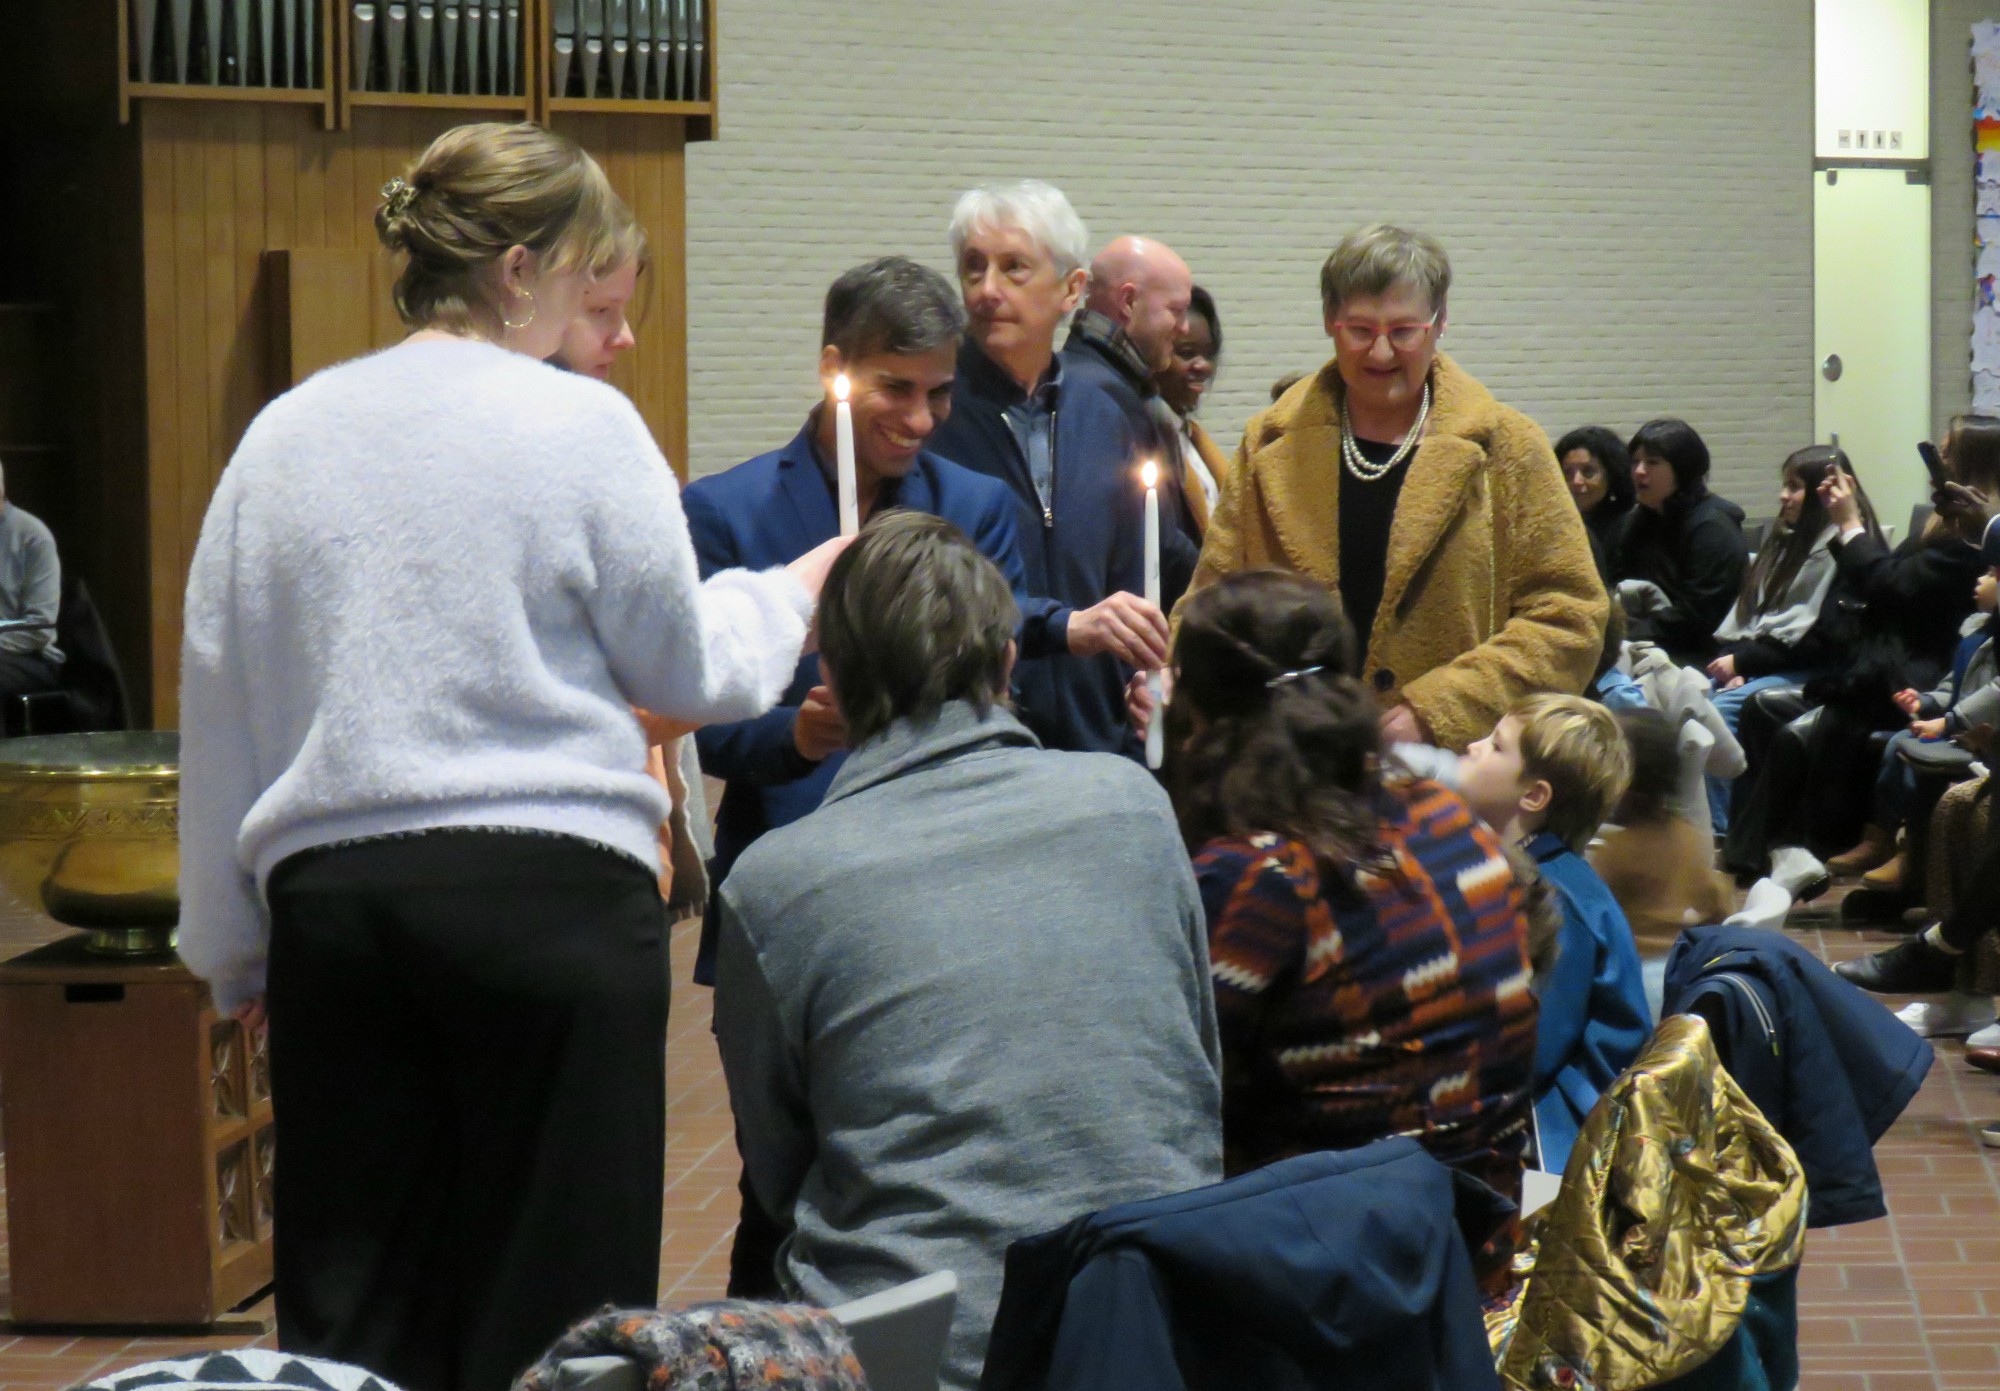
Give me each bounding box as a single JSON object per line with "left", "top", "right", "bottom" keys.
{"left": 1165, "top": 569, "right": 1538, "bottom": 1298}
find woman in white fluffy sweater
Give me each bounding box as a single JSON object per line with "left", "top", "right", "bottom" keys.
{"left": 177, "top": 123, "right": 841, "bottom": 1391}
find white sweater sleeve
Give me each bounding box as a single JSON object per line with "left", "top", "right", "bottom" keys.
{"left": 176, "top": 470, "right": 270, "bottom": 1013}
{"left": 582, "top": 411, "right": 811, "bottom": 723}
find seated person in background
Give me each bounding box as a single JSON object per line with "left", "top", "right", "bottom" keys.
{"left": 1831, "top": 563, "right": 1999, "bottom": 889}
{"left": 0, "top": 458, "right": 64, "bottom": 702}
{"left": 1704, "top": 446, "right": 1849, "bottom": 831}
{"left": 1609, "top": 417, "right": 1747, "bottom": 666}
{"left": 714, "top": 512, "right": 1222, "bottom": 1391}
{"left": 1725, "top": 447, "right": 1983, "bottom": 900}
{"left": 1154, "top": 283, "right": 1230, "bottom": 538}
{"left": 1591, "top": 708, "right": 1736, "bottom": 1018}
{"left": 1167, "top": 568, "right": 1537, "bottom": 1298}
{"left": 1460, "top": 695, "right": 1650, "bottom": 1173}
{"left": 1555, "top": 424, "right": 1635, "bottom": 580}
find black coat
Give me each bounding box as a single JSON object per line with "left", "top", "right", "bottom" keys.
{"left": 1801, "top": 529, "right": 1983, "bottom": 720}
{"left": 1611, "top": 488, "right": 1747, "bottom": 662}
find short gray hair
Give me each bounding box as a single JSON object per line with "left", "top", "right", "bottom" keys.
{"left": 818, "top": 511, "right": 1019, "bottom": 747}
{"left": 822, "top": 256, "right": 967, "bottom": 363}
{"left": 948, "top": 180, "right": 1089, "bottom": 277}
{"left": 1319, "top": 223, "right": 1452, "bottom": 318}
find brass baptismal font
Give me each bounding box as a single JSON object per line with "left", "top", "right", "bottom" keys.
{"left": 0, "top": 731, "right": 275, "bottom": 1326}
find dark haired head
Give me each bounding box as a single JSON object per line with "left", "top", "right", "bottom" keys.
{"left": 821, "top": 255, "right": 967, "bottom": 366}
{"left": 1949, "top": 414, "right": 2000, "bottom": 502}
{"left": 1187, "top": 284, "right": 1221, "bottom": 358}
{"left": 817, "top": 511, "right": 1018, "bottom": 746}
{"left": 1627, "top": 418, "right": 1711, "bottom": 495}
{"left": 1612, "top": 708, "right": 1681, "bottom": 825}
{"left": 1735, "top": 444, "right": 1878, "bottom": 622}
{"left": 1167, "top": 570, "right": 1380, "bottom": 872}
{"left": 1554, "top": 425, "right": 1635, "bottom": 519}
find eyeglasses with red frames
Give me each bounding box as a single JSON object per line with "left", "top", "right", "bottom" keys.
{"left": 1330, "top": 312, "right": 1440, "bottom": 352}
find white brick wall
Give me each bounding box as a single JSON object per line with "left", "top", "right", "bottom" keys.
{"left": 684, "top": 0, "right": 1813, "bottom": 506}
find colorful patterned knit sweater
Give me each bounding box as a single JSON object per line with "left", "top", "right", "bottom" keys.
{"left": 1192, "top": 777, "right": 1538, "bottom": 1295}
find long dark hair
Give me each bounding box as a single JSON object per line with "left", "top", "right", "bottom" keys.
{"left": 1168, "top": 571, "right": 1382, "bottom": 876}
{"left": 1554, "top": 425, "right": 1635, "bottom": 520}
{"left": 1941, "top": 415, "right": 2000, "bottom": 542}
{"left": 1734, "top": 445, "right": 1874, "bottom": 623}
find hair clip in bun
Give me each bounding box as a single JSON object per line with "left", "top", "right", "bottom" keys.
{"left": 381, "top": 177, "right": 418, "bottom": 218}
{"left": 1265, "top": 665, "right": 1324, "bottom": 689}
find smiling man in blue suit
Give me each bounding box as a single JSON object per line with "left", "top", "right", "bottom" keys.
{"left": 685, "top": 257, "right": 1046, "bottom": 1298}
{"left": 684, "top": 257, "right": 1043, "bottom": 965}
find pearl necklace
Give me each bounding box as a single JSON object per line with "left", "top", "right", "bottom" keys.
{"left": 1341, "top": 381, "right": 1432, "bottom": 482}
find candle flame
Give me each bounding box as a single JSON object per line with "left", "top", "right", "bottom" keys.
{"left": 833, "top": 373, "right": 851, "bottom": 403}
{"left": 1141, "top": 459, "right": 1158, "bottom": 489}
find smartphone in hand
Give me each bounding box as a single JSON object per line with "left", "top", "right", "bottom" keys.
{"left": 1920, "top": 440, "right": 1949, "bottom": 493}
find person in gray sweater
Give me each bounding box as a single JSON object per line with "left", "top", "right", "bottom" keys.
{"left": 0, "top": 458, "right": 63, "bottom": 701}
{"left": 715, "top": 511, "right": 1222, "bottom": 1391}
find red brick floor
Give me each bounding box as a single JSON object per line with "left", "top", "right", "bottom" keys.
{"left": 0, "top": 892, "right": 1995, "bottom": 1388}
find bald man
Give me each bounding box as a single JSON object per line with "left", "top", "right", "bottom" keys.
{"left": 1064, "top": 237, "right": 1204, "bottom": 557}
{"left": 1077, "top": 236, "right": 1195, "bottom": 379}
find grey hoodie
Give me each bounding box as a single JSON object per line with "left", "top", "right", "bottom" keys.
{"left": 716, "top": 701, "right": 1222, "bottom": 1391}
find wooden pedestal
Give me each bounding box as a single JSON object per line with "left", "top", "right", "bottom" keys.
{"left": 0, "top": 935, "right": 274, "bottom": 1326}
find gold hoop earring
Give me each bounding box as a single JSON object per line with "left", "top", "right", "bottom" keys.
{"left": 502, "top": 287, "right": 537, "bottom": 331}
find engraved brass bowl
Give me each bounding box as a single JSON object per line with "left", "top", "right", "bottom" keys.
{"left": 0, "top": 732, "right": 179, "bottom": 954}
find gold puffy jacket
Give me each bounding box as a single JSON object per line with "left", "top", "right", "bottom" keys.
{"left": 1496, "top": 1015, "right": 1807, "bottom": 1389}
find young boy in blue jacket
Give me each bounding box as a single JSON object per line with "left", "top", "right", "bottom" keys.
{"left": 1461, "top": 694, "right": 1653, "bottom": 1172}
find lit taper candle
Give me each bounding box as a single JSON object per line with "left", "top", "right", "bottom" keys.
{"left": 1142, "top": 459, "right": 1165, "bottom": 770}
{"left": 833, "top": 373, "right": 859, "bottom": 537}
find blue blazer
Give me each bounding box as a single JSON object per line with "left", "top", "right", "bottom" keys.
{"left": 1526, "top": 833, "right": 1653, "bottom": 1173}
{"left": 683, "top": 420, "right": 1033, "bottom": 979}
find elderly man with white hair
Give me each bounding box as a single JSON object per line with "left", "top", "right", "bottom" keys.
{"left": 929, "top": 180, "right": 1200, "bottom": 757}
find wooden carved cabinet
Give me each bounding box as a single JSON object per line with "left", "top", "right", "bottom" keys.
{"left": 0, "top": 936, "right": 274, "bottom": 1325}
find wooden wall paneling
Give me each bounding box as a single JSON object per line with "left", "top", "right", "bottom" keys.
{"left": 136, "top": 98, "right": 696, "bottom": 723}
{"left": 88, "top": 125, "right": 156, "bottom": 723}
{"left": 553, "top": 112, "right": 690, "bottom": 476}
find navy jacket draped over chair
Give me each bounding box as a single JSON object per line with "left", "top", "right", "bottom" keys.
{"left": 1664, "top": 923, "right": 1933, "bottom": 1227}
{"left": 683, "top": 419, "right": 1037, "bottom": 981}
{"left": 977, "top": 1139, "right": 1505, "bottom": 1391}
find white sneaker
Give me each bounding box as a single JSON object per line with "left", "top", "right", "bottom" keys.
{"left": 1895, "top": 993, "right": 1999, "bottom": 1038}
{"left": 1966, "top": 1020, "right": 2000, "bottom": 1049}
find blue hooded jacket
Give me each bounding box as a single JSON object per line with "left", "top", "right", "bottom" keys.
{"left": 1526, "top": 832, "right": 1652, "bottom": 1172}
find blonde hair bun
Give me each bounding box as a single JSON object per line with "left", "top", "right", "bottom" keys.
{"left": 375, "top": 121, "right": 639, "bottom": 334}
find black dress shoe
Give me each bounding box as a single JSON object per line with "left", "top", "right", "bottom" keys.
{"left": 1840, "top": 886, "right": 1911, "bottom": 926}
{"left": 1792, "top": 873, "right": 1832, "bottom": 907}
{"left": 1834, "top": 936, "right": 1958, "bottom": 993}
